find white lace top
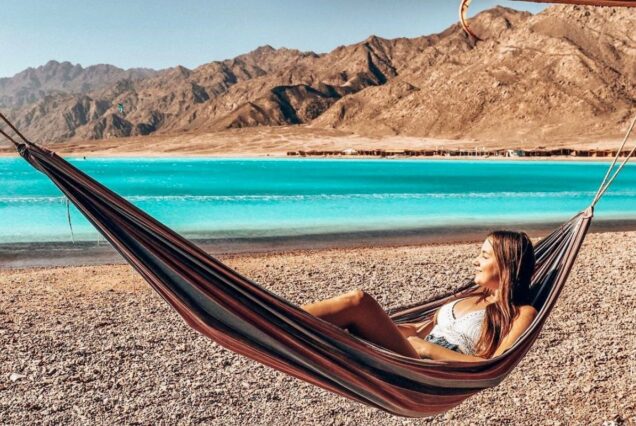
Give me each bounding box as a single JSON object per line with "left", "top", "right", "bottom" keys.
{"left": 427, "top": 299, "right": 486, "bottom": 355}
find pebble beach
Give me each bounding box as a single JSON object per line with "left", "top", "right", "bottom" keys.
{"left": 1, "top": 230, "right": 635, "bottom": 425}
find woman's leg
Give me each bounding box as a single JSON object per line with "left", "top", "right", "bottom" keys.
{"left": 302, "top": 289, "right": 419, "bottom": 357}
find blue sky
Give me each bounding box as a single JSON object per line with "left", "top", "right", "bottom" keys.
{"left": 0, "top": 1, "right": 547, "bottom": 78}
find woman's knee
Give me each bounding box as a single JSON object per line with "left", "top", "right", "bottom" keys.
{"left": 342, "top": 289, "right": 372, "bottom": 308}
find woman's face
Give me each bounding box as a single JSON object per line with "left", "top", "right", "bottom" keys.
{"left": 474, "top": 238, "right": 500, "bottom": 291}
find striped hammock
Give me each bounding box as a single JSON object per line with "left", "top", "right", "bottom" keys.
{"left": 0, "top": 113, "right": 634, "bottom": 417}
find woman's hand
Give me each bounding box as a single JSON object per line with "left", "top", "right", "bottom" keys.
{"left": 407, "top": 336, "right": 485, "bottom": 362}
{"left": 396, "top": 320, "right": 434, "bottom": 339}
{"left": 406, "top": 336, "right": 434, "bottom": 358}
{"left": 396, "top": 323, "right": 418, "bottom": 338}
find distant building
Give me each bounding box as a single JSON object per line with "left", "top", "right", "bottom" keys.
{"left": 506, "top": 149, "right": 526, "bottom": 157}
{"left": 342, "top": 148, "right": 358, "bottom": 155}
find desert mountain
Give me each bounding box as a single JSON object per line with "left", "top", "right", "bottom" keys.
{"left": 0, "top": 61, "right": 157, "bottom": 109}
{"left": 4, "top": 5, "right": 635, "bottom": 145}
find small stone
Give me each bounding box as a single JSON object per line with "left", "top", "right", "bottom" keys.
{"left": 9, "top": 373, "right": 26, "bottom": 382}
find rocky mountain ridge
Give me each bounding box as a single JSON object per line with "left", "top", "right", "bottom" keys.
{"left": 0, "top": 61, "right": 157, "bottom": 109}
{"left": 3, "top": 5, "right": 635, "bottom": 145}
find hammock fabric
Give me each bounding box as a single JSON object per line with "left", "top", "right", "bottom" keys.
{"left": 0, "top": 112, "right": 633, "bottom": 417}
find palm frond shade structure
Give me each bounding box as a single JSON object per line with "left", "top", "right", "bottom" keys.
{"left": 0, "top": 112, "right": 634, "bottom": 417}
{"left": 459, "top": 0, "right": 636, "bottom": 40}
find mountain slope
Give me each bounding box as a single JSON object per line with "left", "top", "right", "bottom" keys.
{"left": 4, "top": 5, "right": 635, "bottom": 145}
{"left": 0, "top": 61, "right": 157, "bottom": 109}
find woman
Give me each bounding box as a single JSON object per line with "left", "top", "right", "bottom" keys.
{"left": 302, "top": 231, "right": 538, "bottom": 361}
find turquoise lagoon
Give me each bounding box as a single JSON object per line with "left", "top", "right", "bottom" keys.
{"left": 0, "top": 157, "right": 635, "bottom": 244}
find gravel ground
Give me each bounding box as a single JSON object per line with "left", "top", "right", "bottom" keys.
{"left": 1, "top": 231, "right": 635, "bottom": 425}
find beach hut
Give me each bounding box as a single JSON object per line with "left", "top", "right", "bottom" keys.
{"left": 593, "top": 149, "right": 613, "bottom": 157}
{"left": 570, "top": 149, "right": 592, "bottom": 157}
{"left": 506, "top": 149, "right": 526, "bottom": 157}
{"left": 527, "top": 149, "right": 549, "bottom": 157}
{"left": 550, "top": 148, "right": 572, "bottom": 156}
{"left": 342, "top": 148, "right": 358, "bottom": 155}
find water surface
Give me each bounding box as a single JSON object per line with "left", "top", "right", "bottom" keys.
{"left": 1, "top": 158, "right": 634, "bottom": 243}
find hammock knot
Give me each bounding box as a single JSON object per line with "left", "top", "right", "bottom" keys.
{"left": 16, "top": 143, "right": 28, "bottom": 157}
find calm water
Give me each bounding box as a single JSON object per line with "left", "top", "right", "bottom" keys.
{"left": 1, "top": 157, "right": 635, "bottom": 243}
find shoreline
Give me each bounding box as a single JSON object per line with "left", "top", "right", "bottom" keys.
{"left": 0, "top": 151, "right": 629, "bottom": 162}
{"left": 1, "top": 126, "right": 632, "bottom": 160}
{"left": 3, "top": 218, "right": 635, "bottom": 269}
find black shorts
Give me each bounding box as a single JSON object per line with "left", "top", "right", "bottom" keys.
{"left": 424, "top": 334, "right": 461, "bottom": 353}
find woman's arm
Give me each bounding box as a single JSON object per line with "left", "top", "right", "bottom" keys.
{"left": 396, "top": 310, "right": 439, "bottom": 339}
{"left": 396, "top": 323, "right": 419, "bottom": 338}
{"left": 397, "top": 312, "right": 437, "bottom": 339}
{"left": 491, "top": 305, "right": 537, "bottom": 357}
{"left": 409, "top": 305, "right": 538, "bottom": 361}
{"left": 396, "top": 320, "right": 435, "bottom": 338}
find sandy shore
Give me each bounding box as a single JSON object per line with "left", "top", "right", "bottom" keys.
{"left": 3, "top": 218, "right": 636, "bottom": 269}
{"left": 1, "top": 230, "right": 634, "bottom": 424}
{"left": 1, "top": 126, "right": 631, "bottom": 158}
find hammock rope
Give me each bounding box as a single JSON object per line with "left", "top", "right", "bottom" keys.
{"left": 591, "top": 116, "right": 636, "bottom": 206}
{"left": 0, "top": 111, "right": 634, "bottom": 417}
{"left": 0, "top": 118, "right": 79, "bottom": 243}
{"left": 65, "top": 198, "right": 75, "bottom": 243}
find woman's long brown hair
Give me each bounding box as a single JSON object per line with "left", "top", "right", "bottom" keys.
{"left": 474, "top": 231, "right": 535, "bottom": 358}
